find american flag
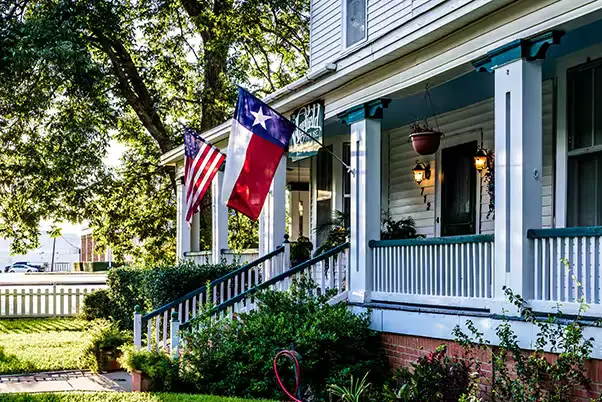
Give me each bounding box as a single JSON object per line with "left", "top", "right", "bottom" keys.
{"left": 184, "top": 127, "right": 226, "bottom": 224}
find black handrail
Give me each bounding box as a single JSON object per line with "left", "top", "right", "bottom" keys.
{"left": 180, "top": 242, "right": 350, "bottom": 329}
{"left": 142, "top": 246, "right": 284, "bottom": 321}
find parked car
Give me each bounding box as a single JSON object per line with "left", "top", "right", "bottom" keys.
{"left": 5, "top": 263, "right": 42, "bottom": 273}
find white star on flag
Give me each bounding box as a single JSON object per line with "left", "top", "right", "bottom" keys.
{"left": 250, "top": 107, "right": 272, "bottom": 129}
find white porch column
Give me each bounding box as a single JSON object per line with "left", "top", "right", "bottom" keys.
{"left": 176, "top": 178, "right": 191, "bottom": 260}
{"left": 211, "top": 171, "right": 229, "bottom": 265}
{"left": 339, "top": 100, "right": 389, "bottom": 304}
{"left": 474, "top": 32, "right": 562, "bottom": 309}
{"left": 259, "top": 155, "right": 287, "bottom": 256}
{"left": 190, "top": 213, "right": 200, "bottom": 253}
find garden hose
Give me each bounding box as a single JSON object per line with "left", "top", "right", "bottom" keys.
{"left": 273, "top": 349, "right": 302, "bottom": 402}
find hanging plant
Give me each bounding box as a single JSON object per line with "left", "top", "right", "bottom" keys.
{"left": 408, "top": 85, "right": 444, "bottom": 155}
{"left": 483, "top": 150, "right": 495, "bottom": 220}
{"left": 409, "top": 119, "right": 444, "bottom": 155}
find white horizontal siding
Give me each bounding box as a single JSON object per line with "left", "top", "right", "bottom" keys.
{"left": 367, "top": 0, "right": 412, "bottom": 39}
{"left": 310, "top": 0, "right": 341, "bottom": 69}
{"left": 385, "top": 80, "right": 555, "bottom": 237}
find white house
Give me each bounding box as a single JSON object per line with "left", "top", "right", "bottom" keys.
{"left": 156, "top": 0, "right": 602, "bottom": 372}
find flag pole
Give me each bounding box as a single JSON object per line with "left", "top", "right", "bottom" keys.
{"left": 291, "top": 125, "right": 356, "bottom": 176}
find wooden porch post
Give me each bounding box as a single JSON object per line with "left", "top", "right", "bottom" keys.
{"left": 176, "top": 177, "right": 191, "bottom": 261}
{"left": 474, "top": 32, "right": 563, "bottom": 311}
{"left": 339, "top": 99, "right": 389, "bottom": 304}
{"left": 211, "top": 170, "right": 229, "bottom": 265}
{"left": 259, "top": 155, "right": 287, "bottom": 276}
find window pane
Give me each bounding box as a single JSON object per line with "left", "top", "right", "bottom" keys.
{"left": 346, "top": 0, "right": 366, "bottom": 47}
{"left": 568, "top": 68, "right": 593, "bottom": 150}
{"left": 568, "top": 152, "right": 602, "bottom": 227}
{"left": 595, "top": 66, "right": 602, "bottom": 146}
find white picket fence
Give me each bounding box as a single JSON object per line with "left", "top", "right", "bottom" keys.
{"left": 370, "top": 235, "right": 495, "bottom": 309}
{"left": 0, "top": 281, "right": 107, "bottom": 318}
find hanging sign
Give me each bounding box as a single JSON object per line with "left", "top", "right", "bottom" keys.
{"left": 289, "top": 101, "right": 324, "bottom": 162}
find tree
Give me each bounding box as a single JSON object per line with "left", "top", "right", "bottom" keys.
{"left": 0, "top": 0, "right": 309, "bottom": 261}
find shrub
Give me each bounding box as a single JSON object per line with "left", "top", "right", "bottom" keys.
{"left": 119, "top": 346, "right": 180, "bottom": 392}
{"left": 453, "top": 284, "right": 599, "bottom": 402}
{"left": 82, "top": 290, "right": 116, "bottom": 321}
{"left": 380, "top": 215, "right": 423, "bottom": 241}
{"left": 107, "top": 260, "right": 238, "bottom": 329}
{"left": 382, "top": 345, "right": 471, "bottom": 402}
{"left": 81, "top": 320, "right": 131, "bottom": 372}
{"left": 180, "top": 278, "right": 386, "bottom": 401}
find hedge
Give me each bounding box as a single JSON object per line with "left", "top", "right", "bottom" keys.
{"left": 73, "top": 262, "right": 110, "bottom": 272}
{"left": 89, "top": 260, "right": 238, "bottom": 328}
{"left": 0, "top": 393, "right": 275, "bottom": 402}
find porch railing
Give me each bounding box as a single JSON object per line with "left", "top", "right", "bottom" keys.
{"left": 369, "top": 235, "right": 494, "bottom": 309}
{"left": 135, "top": 245, "right": 286, "bottom": 351}
{"left": 528, "top": 227, "right": 602, "bottom": 315}
{"left": 184, "top": 249, "right": 260, "bottom": 266}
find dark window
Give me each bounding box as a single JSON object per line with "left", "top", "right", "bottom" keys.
{"left": 441, "top": 142, "right": 477, "bottom": 236}
{"left": 342, "top": 142, "right": 351, "bottom": 228}
{"left": 316, "top": 147, "right": 333, "bottom": 245}
{"left": 567, "top": 59, "right": 602, "bottom": 226}
{"left": 346, "top": 0, "right": 366, "bottom": 47}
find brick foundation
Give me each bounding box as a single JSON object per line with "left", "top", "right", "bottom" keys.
{"left": 380, "top": 332, "right": 602, "bottom": 401}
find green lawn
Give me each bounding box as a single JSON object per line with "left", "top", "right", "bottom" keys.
{"left": 0, "top": 319, "right": 90, "bottom": 374}
{"left": 0, "top": 393, "right": 276, "bottom": 402}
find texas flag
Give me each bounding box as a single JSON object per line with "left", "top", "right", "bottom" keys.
{"left": 222, "top": 87, "right": 296, "bottom": 221}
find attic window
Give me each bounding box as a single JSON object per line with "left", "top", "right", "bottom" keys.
{"left": 345, "top": 0, "right": 366, "bottom": 48}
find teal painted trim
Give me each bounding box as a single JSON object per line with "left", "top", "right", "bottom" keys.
{"left": 369, "top": 234, "right": 494, "bottom": 248}
{"left": 142, "top": 246, "right": 284, "bottom": 321}
{"left": 338, "top": 99, "right": 391, "bottom": 125}
{"left": 527, "top": 227, "right": 602, "bottom": 239}
{"left": 473, "top": 31, "right": 564, "bottom": 72}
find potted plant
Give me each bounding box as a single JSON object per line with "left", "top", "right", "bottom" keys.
{"left": 409, "top": 120, "right": 443, "bottom": 155}
{"left": 81, "top": 319, "right": 131, "bottom": 373}
{"left": 119, "top": 346, "right": 178, "bottom": 392}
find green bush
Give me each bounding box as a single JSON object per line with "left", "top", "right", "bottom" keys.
{"left": 454, "top": 284, "right": 599, "bottom": 402}
{"left": 180, "top": 278, "right": 386, "bottom": 401}
{"left": 107, "top": 260, "right": 238, "bottom": 329}
{"left": 82, "top": 290, "right": 116, "bottom": 321}
{"left": 81, "top": 320, "right": 131, "bottom": 372}
{"left": 382, "top": 345, "right": 471, "bottom": 402}
{"left": 119, "top": 347, "right": 180, "bottom": 392}
{"left": 73, "top": 262, "right": 111, "bottom": 272}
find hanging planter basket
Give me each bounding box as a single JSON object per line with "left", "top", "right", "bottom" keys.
{"left": 409, "top": 130, "right": 444, "bottom": 155}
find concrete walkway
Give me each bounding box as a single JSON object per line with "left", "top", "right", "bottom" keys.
{"left": 0, "top": 370, "right": 131, "bottom": 393}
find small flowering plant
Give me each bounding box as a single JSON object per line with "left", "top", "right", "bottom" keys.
{"left": 385, "top": 345, "right": 471, "bottom": 402}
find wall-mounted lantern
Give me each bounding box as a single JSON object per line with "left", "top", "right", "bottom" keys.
{"left": 412, "top": 161, "right": 431, "bottom": 185}
{"left": 474, "top": 148, "right": 488, "bottom": 172}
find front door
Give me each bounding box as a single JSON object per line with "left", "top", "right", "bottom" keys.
{"left": 441, "top": 141, "right": 477, "bottom": 236}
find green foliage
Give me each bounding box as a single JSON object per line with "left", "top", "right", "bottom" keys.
{"left": 328, "top": 373, "right": 372, "bottom": 402}
{"left": 73, "top": 262, "right": 111, "bottom": 272}
{"left": 0, "top": 0, "right": 308, "bottom": 259}
{"left": 228, "top": 210, "right": 259, "bottom": 251}
{"left": 119, "top": 347, "right": 180, "bottom": 392}
{"left": 380, "top": 215, "right": 424, "bottom": 241}
{"left": 82, "top": 290, "right": 117, "bottom": 321}
{"left": 179, "top": 278, "right": 387, "bottom": 401}
{"left": 106, "top": 260, "right": 238, "bottom": 329}
{"left": 0, "top": 392, "right": 277, "bottom": 402}
{"left": 453, "top": 282, "right": 599, "bottom": 402}
{"left": 81, "top": 320, "right": 131, "bottom": 372}
{"left": 290, "top": 236, "right": 312, "bottom": 266}
{"left": 0, "top": 319, "right": 89, "bottom": 374}
{"left": 383, "top": 345, "right": 471, "bottom": 402}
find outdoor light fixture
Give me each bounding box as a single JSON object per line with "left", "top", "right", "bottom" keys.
{"left": 474, "top": 148, "right": 488, "bottom": 172}
{"left": 412, "top": 161, "right": 430, "bottom": 185}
